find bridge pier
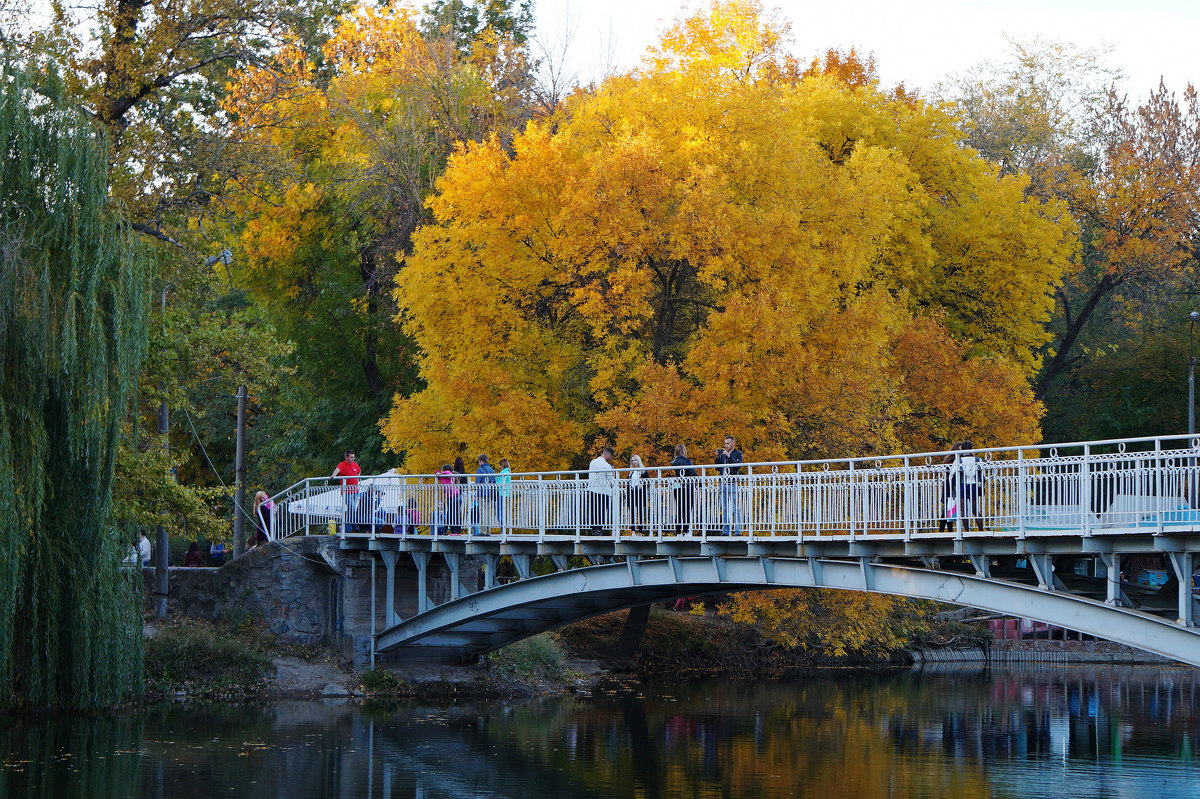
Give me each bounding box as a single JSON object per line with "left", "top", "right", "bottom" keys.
{"left": 1100, "top": 553, "right": 1124, "bottom": 605}
{"left": 1028, "top": 554, "right": 1057, "bottom": 591}
{"left": 380, "top": 551, "right": 399, "bottom": 626}
{"left": 1166, "top": 551, "right": 1196, "bottom": 627}
{"left": 512, "top": 554, "right": 533, "bottom": 580}
{"left": 410, "top": 552, "right": 430, "bottom": 614}
{"left": 447, "top": 554, "right": 462, "bottom": 601}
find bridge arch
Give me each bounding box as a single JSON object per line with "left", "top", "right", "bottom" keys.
{"left": 375, "top": 556, "right": 1200, "bottom": 666}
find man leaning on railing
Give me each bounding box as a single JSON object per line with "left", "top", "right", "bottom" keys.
{"left": 715, "top": 435, "right": 744, "bottom": 536}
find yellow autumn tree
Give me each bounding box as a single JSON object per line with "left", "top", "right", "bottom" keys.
{"left": 383, "top": 0, "right": 1074, "bottom": 472}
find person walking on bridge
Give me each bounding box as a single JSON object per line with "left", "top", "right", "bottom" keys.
{"left": 332, "top": 450, "right": 362, "bottom": 534}
{"left": 473, "top": 454, "right": 497, "bottom": 536}
{"left": 587, "top": 446, "right": 616, "bottom": 535}
{"left": 715, "top": 435, "right": 744, "bottom": 536}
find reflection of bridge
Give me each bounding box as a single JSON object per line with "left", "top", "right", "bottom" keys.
{"left": 268, "top": 435, "right": 1200, "bottom": 665}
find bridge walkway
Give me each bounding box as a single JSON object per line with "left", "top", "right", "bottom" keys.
{"left": 267, "top": 435, "right": 1200, "bottom": 665}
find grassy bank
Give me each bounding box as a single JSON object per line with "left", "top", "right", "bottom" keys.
{"left": 143, "top": 619, "right": 339, "bottom": 701}
{"left": 141, "top": 600, "right": 982, "bottom": 703}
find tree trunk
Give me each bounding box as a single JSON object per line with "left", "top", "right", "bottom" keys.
{"left": 605, "top": 605, "right": 652, "bottom": 668}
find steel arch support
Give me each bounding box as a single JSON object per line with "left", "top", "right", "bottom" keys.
{"left": 375, "top": 557, "right": 1200, "bottom": 667}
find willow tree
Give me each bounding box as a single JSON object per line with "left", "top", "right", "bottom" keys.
{"left": 0, "top": 67, "right": 148, "bottom": 708}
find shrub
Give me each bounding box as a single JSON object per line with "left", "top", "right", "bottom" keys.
{"left": 144, "top": 620, "right": 273, "bottom": 697}
{"left": 359, "top": 668, "right": 410, "bottom": 696}
{"left": 488, "top": 634, "right": 569, "bottom": 682}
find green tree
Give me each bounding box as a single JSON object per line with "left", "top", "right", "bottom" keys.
{"left": 0, "top": 66, "right": 148, "bottom": 708}
{"left": 943, "top": 41, "right": 1200, "bottom": 438}
{"left": 421, "top": 0, "right": 534, "bottom": 54}
{"left": 224, "top": 3, "right": 534, "bottom": 476}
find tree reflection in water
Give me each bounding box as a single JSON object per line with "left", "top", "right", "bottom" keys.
{"left": 2, "top": 667, "right": 1199, "bottom": 799}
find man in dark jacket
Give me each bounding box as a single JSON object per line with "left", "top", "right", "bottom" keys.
{"left": 715, "top": 435, "right": 744, "bottom": 535}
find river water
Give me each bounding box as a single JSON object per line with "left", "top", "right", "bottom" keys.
{"left": 2, "top": 665, "right": 1199, "bottom": 798}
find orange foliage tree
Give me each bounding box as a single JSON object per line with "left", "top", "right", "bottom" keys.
{"left": 714, "top": 588, "right": 938, "bottom": 656}
{"left": 382, "top": 0, "right": 1075, "bottom": 472}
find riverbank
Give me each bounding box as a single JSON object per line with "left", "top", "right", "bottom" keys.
{"left": 144, "top": 607, "right": 1184, "bottom": 705}
{"left": 142, "top": 619, "right": 603, "bottom": 703}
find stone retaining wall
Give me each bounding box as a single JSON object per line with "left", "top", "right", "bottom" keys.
{"left": 911, "top": 640, "right": 1176, "bottom": 665}
{"left": 143, "top": 536, "right": 484, "bottom": 670}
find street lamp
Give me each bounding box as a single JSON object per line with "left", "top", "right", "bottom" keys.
{"left": 1190, "top": 311, "right": 1199, "bottom": 436}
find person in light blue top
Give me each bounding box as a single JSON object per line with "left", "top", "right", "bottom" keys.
{"left": 473, "top": 454, "right": 497, "bottom": 536}
{"left": 497, "top": 458, "right": 512, "bottom": 530}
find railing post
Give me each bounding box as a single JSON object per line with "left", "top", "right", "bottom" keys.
{"left": 369, "top": 481, "right": 377, "bottom": 541}
{"left": 499, "top": 478, "right": 507, "bottom": 542}
{"left": 304, "top": 478, "right": 311, "bottom": 535}
{"left": 903, "top": 456, "right": 912, "bottom": 541}
{"left": 1017, "top": 448, "right": 1027, "bottom": 539}
{"left": 1156, "top": 439, "right": 1165, "bottom": 535}
{"left": 954, "top": 453, "right": 963, "bottom": 542}
{"left": 611, "top": 470, "right": 620, "bottom": 539}
{"left": 848, "top": 460, "right": 856, "bottom": 542}
{"left": 746, "top": 465, "right": 754, "bottom": 542}
{"left": 808, "top": 466, "right": 819, "bottom": 541}
{"left": 1081, "top": 443, "right": 1092, "bottom": 535}
{"left": 538, "top": 475, "right": 546, "bottom": 541}
{"left": 574, "top": 472, "right": 582, "bottom": 541}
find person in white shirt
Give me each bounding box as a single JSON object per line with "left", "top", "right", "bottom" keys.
{"left": 954, "top": 440, "right": 986, "bottom": 531}
{"left": 137, "top": 531, "right": 152, "bottom": 567}
{"left": 587, "top": 446, "right": 616, "bottom": 534}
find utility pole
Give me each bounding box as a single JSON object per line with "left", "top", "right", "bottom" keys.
{"left": 233, "top": 385, "right": 248, "bottom": 558}
{"left": 154, "top": 286, "right": 172, "bottom": 619}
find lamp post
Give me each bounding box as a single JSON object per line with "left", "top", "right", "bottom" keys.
{"left": 1190, "top": 311, "right": 1199, "bottom": 436}
{"left": 154, "top": 248, "right": 236, "bottom": 619}
{"left": 1188, "top": 311, "right": 1199, "bottom": 508}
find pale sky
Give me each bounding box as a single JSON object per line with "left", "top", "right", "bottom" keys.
{"left": 533, "top": 0, "right": 1199, "bottom": 97}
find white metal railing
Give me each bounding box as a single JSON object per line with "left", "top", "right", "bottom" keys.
{"left": 265, "top": 435, "right": 1200, "bottom": 543}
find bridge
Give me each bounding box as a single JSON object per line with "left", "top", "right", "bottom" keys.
{"left": 268, "top": 435, "right": 1200, "bottom": 666}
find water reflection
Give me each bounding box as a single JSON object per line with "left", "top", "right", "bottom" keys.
{"left": 2, "top": 666, "right": 1199, "bottom": 799}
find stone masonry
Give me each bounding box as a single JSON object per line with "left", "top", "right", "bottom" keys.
{"left": 143, "top": 535, "right": 483, "bottom": 670}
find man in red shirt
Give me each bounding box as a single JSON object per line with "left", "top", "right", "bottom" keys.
{"left": 332, "top": 450, "right": 362, "bottom": 533}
